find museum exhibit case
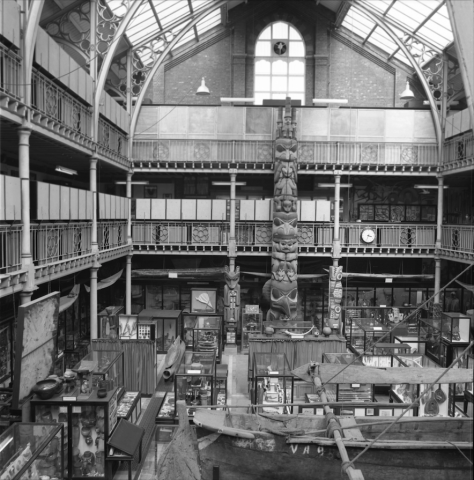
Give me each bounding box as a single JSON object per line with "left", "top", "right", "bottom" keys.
{"left": 345, "top": 318, "right": 390, "bottom": 353}
{"left": 439, "top": 312, "right": 472, "bottom": 344}
{"left": 31, "top": 388, "right": 119, "bottom": 479}
{"left": 116, "top": 392, "right": 141, "bottom": 423}
{"left": 137, "top": 310, "right": 182, "bottom": 354}
{"left": 155, "top": 393, "right": 176, "bottom": 423}
{"left": 464, "top": 354, "right": 473, "bottom": 414}
{"left": 97, "top": 306, "right": 123, "bottom": 340}
{"left": 183, "top": 313, "right": 223, "bottom": 361}
{"left": 373, "top": 343, "right": 411, "bottom": 355}
{"left": 0, "top": 423, "right": 64, "bottom": 480}
{"left": 252, "top": 353, "right": 294, "bottom": 414}
{"left": 393, "top": 335, "right": 426, "bottom": 355}
{"left": 343, "top": 306, "right": 417, "bottom": 327}
{"left": 73, "top": 351, "right": 124, "bottom": 396}
{"left": 174, "top": 351, "right": 216, "bottom": 419}
{"left": 215, "top": 364, "right": 228, "bottom": 408}
{"left": 241, "top": 312, "right": 263, "bottom": 354}
{"left": 390, "top": 354, "right": 451, "bottom": 417}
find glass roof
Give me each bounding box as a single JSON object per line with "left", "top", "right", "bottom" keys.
{"left": 107, "top": 0, "right": 222, "bottom": 63}
{"left": 341, "top": 1, "right": 453, "bottom": 66}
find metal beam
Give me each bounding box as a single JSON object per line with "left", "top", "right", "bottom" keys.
{"left": 129, "top": 1, "right": 228, "bottom": 141}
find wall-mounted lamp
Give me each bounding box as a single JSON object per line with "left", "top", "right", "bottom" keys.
{"left": 414, "top": 184, "right": 449, "bottom": 189}
{"left": 317, "top": 183, "right": 353, "bottom": 188}
{"left": 115, "top": 181, "right": 150, "bottom": 185}
{"left": 400, "top": 80, "right": 415, "bottom": 100}
{"left": 196, "top": 77, "right": 210, "bottom": 96}
{"left": 56, "top": 166, "right": 78, "bottom": 175}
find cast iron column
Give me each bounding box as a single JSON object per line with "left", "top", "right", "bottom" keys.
{"left": 90, "top": 156, "right": 98, "bottom": 253}
{"left": 333, "top": 173, "right": 341, "bottom": 267}
{"left": 229, "top": 169, "right": 237, "bottom": 270}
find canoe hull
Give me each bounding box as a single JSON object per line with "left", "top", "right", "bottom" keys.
{"left": 196, "top": 427, "right": 473, "bottom": 480}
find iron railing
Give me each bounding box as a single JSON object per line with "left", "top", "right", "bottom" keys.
{"left": 31, "top": 68, "right": 92, "bottom": 137}
{"left": 132, "top": 221, "right": 440, "bottom": 250}
{"left": 98, "top": 117, "right": 129, "bottom": 160}
{"left": 441, "top": 225, "right": 474, "bottom": 254}
{"left": 132, "top": 139, "right": 438, "bottom": 166}
{"left": 443, "top": 132, "right": 474, "bottom": 165}
{"left": 0, "top": 224, "right": 22, "bottom": 274}
{"left": 0, "top": 45, "right": 22, "bottom": 101}
{"left": 97, "top": 222, "right": 127, "bottom": 250}
{"left": 31, "top": 223, "right": 92, "bottom": 265}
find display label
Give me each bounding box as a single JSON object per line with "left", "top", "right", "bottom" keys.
{"left": 316, "top": 408, "right": 324, "bottom": 415}
{"left": 72, "top": 406, "right": 81, "bottom": 413}
{"left": 373, "top": 327, "right": 382, "bottom": 330}
{"left": 301, "top": 408, "right": 313, "bottom": 415}
{"left": 245, "top": 305, "right": 260, "bottom": 313}
{"left": 385, "top": 278, "right": 393, "bottom": 283}
{"left": 168, "top": 273, "right": 178, "bottom": 278}
{"left": 187, "top": 370, "right": 201, "bottom": 374}
{"left": 269, "top": 371, "right": 279, "bottom": 375}
{"left": 380, "top": 304, "right": 386, "bottom": 307}
{"left": 351, "top": 384, "right": 361, "bottom": 388}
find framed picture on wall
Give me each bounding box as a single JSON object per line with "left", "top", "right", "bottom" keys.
{"left": 191, "top": 288, "right": 217, "bottom": 313}
{"left": 118, "top": 314, "right": 138, "bottom": 339}
{"left": 359, "top": 205, "right": 375, "bottom": 221}
{"left": 144, "top": 186, "right": 157, "bottom": 198}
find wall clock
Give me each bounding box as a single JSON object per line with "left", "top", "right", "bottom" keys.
{"left": 361, "top": 228, "right": 376, "bottom": 244}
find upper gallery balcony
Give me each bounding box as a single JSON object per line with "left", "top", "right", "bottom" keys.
{"left": 133, "top": 106, "right": 439, "bottom": 174}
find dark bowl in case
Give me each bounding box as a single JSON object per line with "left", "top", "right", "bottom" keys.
{"left": 32, "top": 378, "right": 62, "bottom": 400}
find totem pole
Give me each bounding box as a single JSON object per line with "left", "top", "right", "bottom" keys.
{"left": 268, "top": 98, "right": 298, "bottom": 322}
{"left": 224, "top": 265, "right": 240, "bottom": 344}
{"left": 327, "top": 266, "right": 343, "bottom": 332}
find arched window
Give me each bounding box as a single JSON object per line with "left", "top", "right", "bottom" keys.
{"left": 254, "top": 22, "right": 305, "bottom": 105}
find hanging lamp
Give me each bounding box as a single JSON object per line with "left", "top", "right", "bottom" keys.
{"left": 400, "top": 80, "right": 415, "bottom": 100}
{"left": 196, "top": 77, "right": 210, "bottom": 96}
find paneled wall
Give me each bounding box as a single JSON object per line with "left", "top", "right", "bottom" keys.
{"left": 0, "top": 0, "right": 21, "bottom": 48}
{"left": 135, "top": 198, "right": 331, "bottom": 222}
{"left": 99, "top": 91, "right": 130, "bottom": 134}
{"left": 0, "top": 175, "right": 21, "bottom": 221}
{"left": 135, "top": 106, "right": 437, "bottom": 144}
{"left": 34, "top": 182, "right": 93, "bottom": 221}
{"left": 35, "top": 28, "right": 94, "bottom": 105}
{"left": 445, "top": 108, "right": 472, "bottom": 139}
{"left": 98, "top": 193, "right": 128, "bottom": 220}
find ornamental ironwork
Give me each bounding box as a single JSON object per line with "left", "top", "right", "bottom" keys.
{"left": 153, "top": 142, "right": 170, "bottom": 160}
{"left": 298, "top": 143, "right": 314, "bottom": 163}
{"left": 71, "top": 104, "right": 82, "bottom": 132}
{"left": 400, "top": 227, "right": 415, "bottom": 246}
{"left": 451, "top": 229, "right": 460, "bottom": 249}
{"left": 257, "top": 142, "right": 273, "bottom": 162}
{"left": 102, "top": 122, "right": 110, "bottom": 148}
{"left": 151, "top": 225, "right": 169, "bottom": 243}
{"left": 96, "top": 0, "right": 128, "bottom": 57}
{"left": 102, "top": 225, "right": 110, "bottom": 249}
{"left": 46, "top": 228, "right": 60, "bottom": 260}
{"left": 360, "top": 144, "right": 378, "bottom": 163}
{"left": 297, "top": 226, "right": 314, "bottom": 245}
{"left": 46, "top": 85, "right": 58, "bottom": 117}
{"left": 401, "top": 146, "right": 418, "bottom": 164}
{"left": 73, "top": 227, "right": 82, "bottom": 254}
{"left": 255, "top": 225, "right": 272, "bottom": 244}
{"left": 193, "top": 225, "right": 209, "bottom": 243}
{"left": 194, "top": 142, "right": 211, "bottom": 161}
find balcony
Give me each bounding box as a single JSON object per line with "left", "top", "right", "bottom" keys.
{"left": 440, "top": 225, "right": 474, "bottom": 262}
{"left": 132, "top": 221, "right": 439, "bottom": 256}
{"left": 0, "top": 222, "right": 130, "bottom": 294}
{"left": 443, "top": 132, "right": 474, "bottom": 173}
{"left": 0, "top": 46, "right": 22, "bottom": 103}
{"left": 132, "top": 139, "right": 438, "bottom": 174}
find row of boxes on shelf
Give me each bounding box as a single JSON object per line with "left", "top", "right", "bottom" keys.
{"left": 156, "top": 352, "right": 228, "bottom": 423}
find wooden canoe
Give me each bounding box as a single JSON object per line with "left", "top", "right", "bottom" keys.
{"left": 162, "top": 336, "right": 186, "bottom": 381}
{"left": 194, "top": 410, "right": 473, "bottom": 480}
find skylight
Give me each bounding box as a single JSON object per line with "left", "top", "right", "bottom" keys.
{"left": 341, "top": 1, "right": 453, "bottom": 66}
{"left": 107, "top": 0, "right": 222, "bottom": 61}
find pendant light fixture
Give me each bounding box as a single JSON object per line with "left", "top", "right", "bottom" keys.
{"left": 400, "top": 79, "right": 415, "bottom": 100}
{"left": 196, "top": 77, "right": 210, "bottom": 96}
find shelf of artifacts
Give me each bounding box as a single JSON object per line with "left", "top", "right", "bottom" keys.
{"left": 251, "top": 353, "right": 294, "bottom": 415}
{"left": 345, "top": 317, "right": 390, "bottom": 354}
{"left": 0, "top": 422, "right": 65, "bottom": 480}
{"left": 389, "top": 354, "right": 453, "bottom": 417}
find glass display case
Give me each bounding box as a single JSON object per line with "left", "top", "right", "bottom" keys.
{"left": 31, "top": 388, "right": 119, "bottom": 479}
{"left": 116, "top": 392, "right": 141, "bottom": 424}
{"left": 373, "top": 343, "right": 411, "bottom": 355}
{"left": 390, "top": 354, "right": 450, "bottom": 417}
{"left": 393, "top": 335, "right": 426, "bottom": 355}
{"left": 417, "top": 318, "right": 444, "bottom": 364}
{"left": 73, "top": 350, "right": 124, "bottom": 396}
{"left": 156, "top": 393, "right": 176, "bottom": 423}
{"left": 175, "top": 352, "right": 216, "bottom": 419}
{"left": 343, "top": 306, "right": 417, "bottom": 327}
{"left": 241, "top": 312, "right": 263, "bottom": 354}
{"left": 183, "top": 314, "right": 222, "bottom": 362}
{"left": 0, "top": 323, "right": 13, "bottom": 383}
{"left": 215, "top": 364, "right": 228, "bottom": 409}
{"left": 97, "top": 306, "right": 123, "bottom": 340}
{"left": 440, "top": 312, "right": 472, "bottom": 344}
{"left": 464, "top": 354, "right": 473, "bottom": 414}
{"left": 0, "top": 423, "right": 64, "bottom": 480}
{"left": 137, "top": 310, "right": 182, "bottom": 354}
{"left": 252, "top": 353, "right": 294, "bottom": 414}
{"left": 323, "top": 353, "right": 374, "bottom": 403}
{"left": 346, "top": 318, "right": 390, "bottom": 353}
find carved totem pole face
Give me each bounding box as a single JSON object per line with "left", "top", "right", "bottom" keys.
{"left": 269, "top": 101, "right": 298, "bottom": 322}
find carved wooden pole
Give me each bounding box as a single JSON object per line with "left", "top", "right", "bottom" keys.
{"left": 268, "top": 98, "right": 298, "bottom": 322}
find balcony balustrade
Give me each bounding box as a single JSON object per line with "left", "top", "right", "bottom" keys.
{"left": 97, "top": 222, "right": 127, "bottom": 251}
{"left": 441, "top": 225, "right": 474, "bottom": 255}
{"left": 443, "top": 132, "right": 474, "bottom": 169}
{"left": 97, "top": 118, "right": 130, "bottom": 167}
{"left": 0, "top": 46, "right": 22, "bottom": 101}
{"left": 132, "top": 139, "right": 438, "bottom": 168}
{"left": 0, "top": 224, "right": 22, "bottom": 274}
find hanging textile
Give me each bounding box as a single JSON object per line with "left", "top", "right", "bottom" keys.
{"left": 456, "top": 279, "right": 474, "bottom": 294}
{"left": 59, "top": 284, "right": 80, "bottom": 313}
{"left": 84, "top": 269, "right": 123, "bottom": 292}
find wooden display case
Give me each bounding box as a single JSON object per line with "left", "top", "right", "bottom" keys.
{"left": 31, "top": 388, "right": 119, "bottom": 479}
{"left": 0, "top": 423, "right": 65, "bottom": 480}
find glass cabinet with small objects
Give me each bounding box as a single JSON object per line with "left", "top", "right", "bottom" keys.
{"left": 0, "top": 423, "right": 64, "bottom": 480}
{"left": 439, "top": 312, "right": 472, "bottom": 344}
{"left": 215, "top": 364, "right": 228, "bottom": 409}
{"left": 241, "top": 312, "right": 263, "bottom": 354}
{"left": 190, "top": 315, "right": 223, "bottom": 362}
{"left": 116, "top": 392, "right": 142, "bottom": 424}
{"left": 346, "top": 318, "right": 389, "bottom": 354}
{"left": 175, "top": 352, "right": 216, "bottom": 419}
{"left": 252, "top": 353, "right": 294, "bottom": 414}
{"left": 73, "top": 351, "right": 124, "bottom": 397}
{"left": 31, "top": 388, "right": 119, "bottom": 479}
